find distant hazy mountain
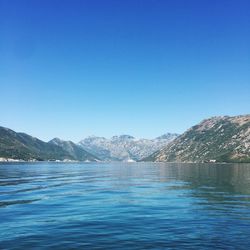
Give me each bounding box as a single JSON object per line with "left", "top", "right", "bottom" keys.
{"left": 49, "top": 138, "right": 99, "bottom": 161}
{"left": 0, "top": 126, "right": 99, "bottom": 162}
{"left": 79, "top": 133, "right": 179, "bottom": 161}
{"left": 143, "top": 115, "right": 250, "bottom": 163}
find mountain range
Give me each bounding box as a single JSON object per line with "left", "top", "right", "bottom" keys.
{"left": 0, "top": 126, "right": 177, "bottom": 162}
{"left": 1, "top": 114, "right": 249, "bottom": 163}
{"left": 144, "top": 115, "right": 250, "bottom": 163}
{"left": 79, "top": 133, "right": 178, "bottom": 161}
{"left": 0, "top": 126, "right": 99, "bottom": 162}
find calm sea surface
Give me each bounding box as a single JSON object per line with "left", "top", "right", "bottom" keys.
{"left": 0, "top": 162, "right": 250, "bottom": 249}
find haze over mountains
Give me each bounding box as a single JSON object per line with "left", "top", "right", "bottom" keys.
{"left": 79, "top": 133, "right": 178, "bottom": 161}
{"left": 0, "top": 126, "right": 177, "bottom": 162}
{"left": 1, "top": 115, "right": 250, "bottom": 163}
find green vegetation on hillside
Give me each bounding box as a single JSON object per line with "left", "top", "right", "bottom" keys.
{"left": 0, "top": 127, "right": 98, "bottom": 161}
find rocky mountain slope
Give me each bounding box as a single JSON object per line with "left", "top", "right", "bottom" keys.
{"left": 79, "top": 133, "right": 178, "bottom": 161}
{"left": 143, "top": 115, "right": 250, "bottom": 163}
{"left": 0, "top": 126, "right": 99, "bottom": 161}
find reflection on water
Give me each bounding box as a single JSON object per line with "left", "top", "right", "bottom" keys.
{"left": 0, "top": 162, "right": 250, "bottom": 249}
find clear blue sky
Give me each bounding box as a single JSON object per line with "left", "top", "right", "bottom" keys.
{"left": 0, "top": 0, "right": 249, "bottom": 142}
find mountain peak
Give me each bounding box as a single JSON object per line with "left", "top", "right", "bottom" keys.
{"left": 79, "top": 133, "right": 178, "bottom": 161}
{"left": 49, "top": 137, "right": 63, "bottom": 144}
{"left": 0, "top": 128, "right": 99, "bottom": 162}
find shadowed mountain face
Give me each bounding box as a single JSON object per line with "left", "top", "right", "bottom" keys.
{"left": 0, "top": 127, "right": 99, "bottom": 161}
{"left": 144, "top": 115, "right": 250, "bottom": 163}
{"left": 79, "top": 133, "right": 179, "bottom": 161}
{"left": 49, "top": 138, "right": 99, "bottom": 161}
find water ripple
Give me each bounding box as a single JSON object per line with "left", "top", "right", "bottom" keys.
{"left": 0, "top": 162, "right": 250, "bottom": 249}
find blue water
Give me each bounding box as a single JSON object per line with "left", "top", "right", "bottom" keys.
{"left": 0, "top": 162, "right": 250, "bottom": 249}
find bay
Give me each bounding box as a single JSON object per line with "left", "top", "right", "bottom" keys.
{"left": 0, "top": 162, "right": 250, "bottom": 249}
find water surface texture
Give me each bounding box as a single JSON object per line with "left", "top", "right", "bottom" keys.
{"left": 0, "top": 162, "right": 250, "bottom": 249}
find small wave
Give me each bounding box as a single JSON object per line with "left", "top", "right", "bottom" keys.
{"left": 0, "top": 199, "right": 40, "bottom": 207}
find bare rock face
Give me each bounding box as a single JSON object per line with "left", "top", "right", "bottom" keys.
{"left": 144, "top": 115, "right": 250, "bottom": 163}
{"left": 79, "top": 133, "right": 178, "bottom": 161}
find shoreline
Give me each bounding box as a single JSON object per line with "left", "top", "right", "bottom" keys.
{"left": 1, "top": 159, "right": 250, "bottom": 164}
